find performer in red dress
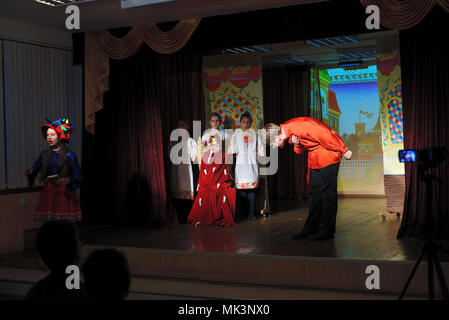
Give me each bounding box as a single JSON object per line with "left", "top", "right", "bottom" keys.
{"left": 188, "top": 135, "right": 236, "bottom": 227}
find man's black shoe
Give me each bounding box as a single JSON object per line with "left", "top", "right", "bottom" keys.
{"left": 308, "top": 231, "right": 334, "bottom": 241}
{"left": 292, "top": 229, "right": 311, "bottom": 240}
{"left": 247, "top": 214, "right": 257, "bottom": 221}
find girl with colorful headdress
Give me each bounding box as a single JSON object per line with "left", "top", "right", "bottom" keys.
{"left": 24, "top": 117, "right": 83, "bottom": 223}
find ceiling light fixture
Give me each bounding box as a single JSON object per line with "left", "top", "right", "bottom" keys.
{"left": 338, "top": 60, "right": 363, "bottom": 68}
{"left": 121, "top": 0, "right": 175, "bottom": 9}
{"left": 33, "top": 0, "right": 95, "bottom": 7}
{"left": 306, "top": 40, "right": 321, "bottom": 47}
{"left": 251, "top": 45, "right": 270, "bottom": 53}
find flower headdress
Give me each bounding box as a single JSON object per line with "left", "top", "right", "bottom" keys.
{"left": 41, "top": 117, "right": 74, "bottom": 142}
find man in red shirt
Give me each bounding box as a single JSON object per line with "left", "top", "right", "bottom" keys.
{"left": 264, "top": 117, "right": 352, "bottom": 240}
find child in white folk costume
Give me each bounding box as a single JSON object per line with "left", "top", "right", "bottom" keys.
{"left": 228, "top": 112, "right": 265, "bottom": 221}
{"left": 168, "top": 118, "right": 198, "bottom": 224}
{"left": 201, "top": 112, "right": 230, "bottom": 149}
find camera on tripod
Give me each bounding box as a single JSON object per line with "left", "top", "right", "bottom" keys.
{"left": 398, "top": 147, "right": 445, "bottom": 166}
{"left": 397, "top": 146, "right": 449, "bottom": 300}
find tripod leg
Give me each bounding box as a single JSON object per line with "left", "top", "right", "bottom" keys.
{"left": 433, "top": 254, "right": 449, "bottom": 300}
{"left": 399, "top": 249, "right": 425, "bottom": 300}
{"left": 428, "top": 251, "right": 434, "bottom": 301}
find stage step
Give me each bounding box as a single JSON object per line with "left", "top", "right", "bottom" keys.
{"left": 0, "top": 266, "right": 414, "bottom": 300}
{"left": 23, "top": 229, "right": 39, "bottom": 251}
{"left": 81, "top": 244, "right": 449, "bottom": 298}
{"left": 11, "top": 227, "right": 449, "bottom": 299}
{"left": 1, "top": 244, "right": 446, "bottom": 300}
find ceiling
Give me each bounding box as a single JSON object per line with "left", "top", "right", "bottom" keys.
{"left": 216, "top": 30, "right": 398, "bottom": 67}
{"left": 0, "top": 0, "right": 329, "bottom": 32}
{"left": 1, "top": 0, "right": 396, "bottom": 67}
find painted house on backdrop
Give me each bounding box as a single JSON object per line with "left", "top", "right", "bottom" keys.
{"left": 356, "top": 115, "right": 382, "bottom": 160}
{"left": 315, "top": 70, "right": 342, "bottom": 133}
{"left": 327, "top": 90, "right": 341, "bottom": 134}
{"left": 326, "top": 66, "right": 384, "bottom": 194}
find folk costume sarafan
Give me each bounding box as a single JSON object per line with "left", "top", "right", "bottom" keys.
{"left": 228, "top": 128, "right": 265, "bottom": 220}
{"left": 168, "top": 137, "right": 197, "bottom": 200}
{"left": 229, "top": 128, "right": 265, "bottom": 190}
{"left": 188, "top": 136, "right": 236, "bottom": 227}
{"left": 28, "top": 118, "right": 83, "bottom": 223}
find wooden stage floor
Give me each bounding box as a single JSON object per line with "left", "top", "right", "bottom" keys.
{"left": 79, "top": 197, "right": 449, "bottom": 262}
{"left": 2, "top": 197, "right": 449, "bottom": 298}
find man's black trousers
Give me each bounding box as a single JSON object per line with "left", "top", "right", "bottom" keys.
{"left": 304, "top": 162, "right": 340, "bottom": 236}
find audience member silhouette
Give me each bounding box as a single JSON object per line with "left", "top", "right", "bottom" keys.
{"left": 26, "top": 221, "right": 87, "bottom": 300}
{"left": 82, "top": 248, "right": 130, "bottom": 300}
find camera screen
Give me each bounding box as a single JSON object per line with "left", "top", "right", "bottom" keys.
{"left": 398, "top": 150, "right": 418, "bottom": 163}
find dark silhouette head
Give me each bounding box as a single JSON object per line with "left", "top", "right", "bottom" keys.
{"left": 35, "top": 221, "right": 80, "bottom": 272}
{"left": 82, "top": 249, "right": 130, "bottom": 300}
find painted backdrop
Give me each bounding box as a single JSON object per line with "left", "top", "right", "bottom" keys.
{"left": 202, "top": 56, "right": 263, "bottom": 131}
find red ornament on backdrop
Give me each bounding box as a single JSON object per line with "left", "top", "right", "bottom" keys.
{"left": 203, "top": 65, "right": 262, "bottom": 92}
{"left": 219, "top": 68, "right": 232, "bottom": 82}
{"left": 203, "top": 71, "right": 220, "bottom": 91}
{"left": 377, "top": 52, "right": 399, "bottom": 76}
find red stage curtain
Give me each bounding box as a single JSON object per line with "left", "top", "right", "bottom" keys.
{"left": 156, "top": 43, "right": 206, "bottom": 193}
{"left": 360, "top": 0, "right": 449, "bottom": 29}
{"left": 397, "top": 7, "right": 449, "bottom": 239}
{"left": 262, "top": 65, "right": 311, "bottom": 200}
{"left": 156, "top": 43, "right": 205, "bottom": 149}
{"left": 94, "top": 20, "right": 201, "bottom": 57}
{"left": 83, "top": 55, "right": 174, "bottom": 227}
{"left": 81, "top": 44, "right": 204, "bottom": 227}
{"left": 84, "top": 19, "right": 201, "bottom": 134}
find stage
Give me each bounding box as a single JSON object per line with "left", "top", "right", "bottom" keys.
{"left": 1, "top": 197, "right": 449, "bottom": 299}
{"left": 77, "top": 197, "right": 433, "bottom": 261}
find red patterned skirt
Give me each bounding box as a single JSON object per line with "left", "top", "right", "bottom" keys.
{"left": 34, "top": 181, "right": 82, "bottom": 223}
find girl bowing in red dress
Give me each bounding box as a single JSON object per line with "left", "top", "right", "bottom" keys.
{"left": 188, "top": 135, "right": 236, "bottom": 227}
